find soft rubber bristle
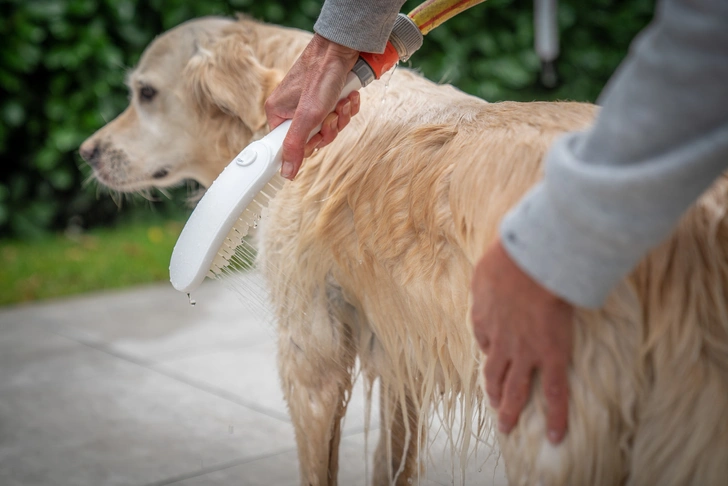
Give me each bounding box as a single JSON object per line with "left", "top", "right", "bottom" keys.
{"left": 208, "top": 173, "right": 287, "bottom": 278}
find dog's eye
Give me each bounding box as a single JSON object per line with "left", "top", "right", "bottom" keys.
{"left": 139, "top": 85, "right": 157, "bottom": 102}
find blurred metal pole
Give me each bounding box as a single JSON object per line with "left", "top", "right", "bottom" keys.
{"left": 534, "top": 0, "right": 559, "bottom": 87}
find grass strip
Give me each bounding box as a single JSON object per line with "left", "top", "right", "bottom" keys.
{"left": 0, "top": 220, "right": 185, "bottom": 306}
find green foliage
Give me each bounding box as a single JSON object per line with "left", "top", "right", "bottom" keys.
{"left": 0, "top": 0, "right": 653, "bottom": 239}
{"left": 0, "top": 0, "right": 321, "bottom": 239}
{"left": 403, "top": 0, "right": 655, "bottom": 101}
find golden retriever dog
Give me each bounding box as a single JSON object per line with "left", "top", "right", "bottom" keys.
{"left": 80, "top": 15, "right": 728, "bottom": 486}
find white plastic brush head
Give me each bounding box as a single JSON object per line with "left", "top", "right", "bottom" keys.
{"left": 169, "top": 121, "right": 290, "bottom": 293}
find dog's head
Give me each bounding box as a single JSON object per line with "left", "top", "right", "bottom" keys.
{"left": 80, "top": 17, "right": 287, "bottom": 191}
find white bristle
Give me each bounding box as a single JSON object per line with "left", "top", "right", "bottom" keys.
{"left": 209, "top": 178, "right": 285, "bottom": 278}
{"left": 206, "top": 178, "right": 283, "bottom": 279}
{"left": 247, "top": 200, "right": 263, "bottom": 214}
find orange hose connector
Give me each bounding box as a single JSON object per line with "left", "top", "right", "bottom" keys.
{"left": 359, "top": 0, "right": 487, "bottom": 80}
{"left": 359, "top": 42, "right": 401, "bottom": 79}
{"left": 408, "top": 0, "right": 487, "bottom": 35}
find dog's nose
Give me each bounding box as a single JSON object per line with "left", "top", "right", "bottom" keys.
{"left": 79, "top": 140, "right": 100, "bottom": 167}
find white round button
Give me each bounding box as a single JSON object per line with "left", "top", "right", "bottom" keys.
{"left": 236, "top": 149, "right": 257, "bottom": 166}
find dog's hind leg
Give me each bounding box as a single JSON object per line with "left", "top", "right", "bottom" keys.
{"left": 625, "top": 330, "right": 728, "bottom": 486}
{"left": 277, "top": 284, "right": 358, "bottom": 486}
{"left": 372, "top": 381, "right": 422, "bottom": 486}
{"left": 497, "top": 283, "right": 642, "bottom": 485}
{"left": 626, "top": 361, "right": 728, "bottom": 486}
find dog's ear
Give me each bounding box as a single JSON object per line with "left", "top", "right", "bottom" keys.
{"left": 186, "top": 34, "right": 283, "bottom": 133}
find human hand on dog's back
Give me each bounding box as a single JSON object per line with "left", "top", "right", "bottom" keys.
{"left": 471, "top": 239, "right": 574, "bottom": 445}
{"left": 265, "top": 34, "right": 361, "bottom": 180}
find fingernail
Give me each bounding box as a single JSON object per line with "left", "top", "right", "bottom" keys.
{"left": 489, "top": 397, "right": 499, "bottom": 409}
{"left": 342, "top": 101, "right": 351, "bottom": 116}
{"left": 498, "top": 421, "right": 510, "bottom": 434}
{"left": 281, "top": 161, "right": 293, "bottom": 179}
{"left": 548, "top": 429, "right": 561, "bottom": 444}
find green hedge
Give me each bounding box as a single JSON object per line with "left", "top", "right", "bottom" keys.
{"left": 0, "top": 0, "right": 653, "bottom": 239}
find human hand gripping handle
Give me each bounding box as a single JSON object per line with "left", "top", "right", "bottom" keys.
{"left": 471, "top": 239, "right": 574, "bottom": 444}
{"left": 265, "top": 13, "right": 423, "bottom": 180}
{"left": 265, "top": 34, "right": 362, "bottom": 180}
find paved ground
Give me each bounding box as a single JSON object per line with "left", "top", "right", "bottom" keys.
{"left": 0, "top": 274, "right": 507, "bottom": 486}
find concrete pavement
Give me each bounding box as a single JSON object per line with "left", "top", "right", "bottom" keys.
{"left": 0, "top": 273, "right": 507, "bottom": 486}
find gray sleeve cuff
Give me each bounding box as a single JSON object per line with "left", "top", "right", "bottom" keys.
{"left": 500, "top": 118, "right": 728, "bottom": 309}
{"left": 314, "top": 0, "right": 406, "bottom": 53}
{"left": 499, "top": 176, "right": 640, "bottom": 309}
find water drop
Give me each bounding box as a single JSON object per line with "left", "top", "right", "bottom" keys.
{"left": 187, "top": 293, "right": 196, "bottom": 306}
{"left": 381, "top": 62, "right": 398, "bottom": 105}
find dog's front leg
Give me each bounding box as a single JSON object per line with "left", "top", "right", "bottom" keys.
{"left": 277, "top": 301, "right": 357, "bottom": 486}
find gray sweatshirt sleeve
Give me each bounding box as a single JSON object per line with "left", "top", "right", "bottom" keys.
{"left": 314, "top": 0, "right": 407, "bottom": 53}
{"left": 500, "top": 0, "right": 728, "bottom": 308}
